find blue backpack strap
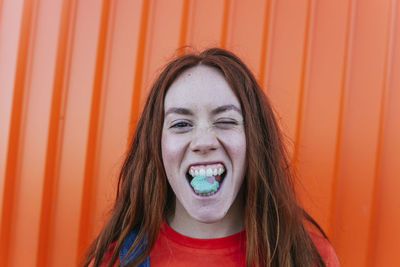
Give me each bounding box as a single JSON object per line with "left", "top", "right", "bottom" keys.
{"left": 120, "top": 230, "right": 150, "bottom": 267}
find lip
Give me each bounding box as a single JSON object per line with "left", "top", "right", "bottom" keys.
{"left": 185, "top": 161, "right": 227, "bottom": 199}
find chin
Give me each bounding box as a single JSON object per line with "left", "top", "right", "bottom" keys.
{"left": 185, "top": 203, "right": 229, "bottom": 224}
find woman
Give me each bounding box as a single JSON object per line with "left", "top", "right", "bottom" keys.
{"left": 84, "top": 48, "right": 339, "bottom": 267}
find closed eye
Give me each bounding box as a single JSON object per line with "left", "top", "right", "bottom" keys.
{"left": 214, "top": 119, "right": 239, "bottom": 129}
{"left": 216, "top": 120, "right": 238, "bottom": 125}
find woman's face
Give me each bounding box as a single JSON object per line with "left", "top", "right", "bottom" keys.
{"left": 162, "top": 65, "right": 246, "bottom": 225}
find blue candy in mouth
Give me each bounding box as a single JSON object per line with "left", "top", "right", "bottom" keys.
{"left": 190, "top": 175, "right": 220, "bottom": 195}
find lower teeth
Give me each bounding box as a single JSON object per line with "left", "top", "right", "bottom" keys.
{"left": 195, "top": 190, "right": 217, "bottom": 196}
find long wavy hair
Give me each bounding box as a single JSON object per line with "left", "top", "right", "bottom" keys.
{"left": 83, "top": 48, "right": 327, "bottom": 267}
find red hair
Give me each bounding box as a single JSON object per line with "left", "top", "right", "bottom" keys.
{"left": 84, "top": 48, "right": 327, "bottom": 267}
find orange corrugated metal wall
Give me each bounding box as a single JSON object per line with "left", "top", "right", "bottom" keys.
{"left": 0, "top": 0, "right": 399, "bottom": 266}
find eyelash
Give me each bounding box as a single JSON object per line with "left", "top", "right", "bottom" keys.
{"left": 169, "top": 119, "right": 239, "bottom": 131}
{"left": 215, "top": 120, "right": 237, "bottom": 125}
{"left": 170, "top": 121, "right": 192, "bottom": 129}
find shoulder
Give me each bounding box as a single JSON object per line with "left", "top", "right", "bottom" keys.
{"left": 309, "top": 232, "right": 340, "bottom": 267}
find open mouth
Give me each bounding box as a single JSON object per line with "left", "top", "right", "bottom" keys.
{"left": 186, "top": 163, "right": 227, "bottom": 196}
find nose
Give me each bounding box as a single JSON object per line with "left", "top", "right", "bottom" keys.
{"left": 189, "top": 125, "right": 219, "bottom": 154}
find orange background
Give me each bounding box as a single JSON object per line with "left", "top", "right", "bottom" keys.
{"left": 1, "top": 0, "right": 399, "bottom": 266}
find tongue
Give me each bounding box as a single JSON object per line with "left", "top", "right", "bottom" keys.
{"left": 190, "top": 175, "right": 220, "bottom": 194}
{"left": 206, "top": 177, "right": 215, "bottom": 184}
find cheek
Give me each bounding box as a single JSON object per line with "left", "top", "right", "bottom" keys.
{"left": 219, "top": 131, "right": 247, "bottom": 185}
{"left": 161, "top": 133, "right": 187, "bottom": 174}
{"left": 219, "top": 131, "right": 247, "bottom": 160}
{"left": 232, "top": 136, "right": 246, "bottom": 157}
{"left": 233, "top": 136, "right": 247, "bottom": 177}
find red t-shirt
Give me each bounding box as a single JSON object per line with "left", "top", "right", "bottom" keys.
{"left": 150, "top": 222, "right": 246, "bottom": 266}
{"left": 98, "top": 222, "right": 339, "bottom": 266}
{"left": 309, "top": 231, "right": 340, "bottom": 266}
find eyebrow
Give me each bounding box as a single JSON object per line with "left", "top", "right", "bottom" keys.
{"left": 211, "top": 104, "right": 242, "bottom": 116}
{"left": 165, "top": 107, "right": 194, "bottom": 117}
{"left": 165, "top": 104, "right": 242, "bottom": 117}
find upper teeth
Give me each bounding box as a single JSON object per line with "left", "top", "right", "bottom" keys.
{"left": 188, "top": 164, "right": 225, "bottom": 177}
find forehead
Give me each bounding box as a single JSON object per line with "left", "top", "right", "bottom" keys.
{"left": 164, "top": 65, "right": 240, "bottom": 109}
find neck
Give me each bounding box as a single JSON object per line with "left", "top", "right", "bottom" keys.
{"left": 167, "top": 193, "right": 244, "bottom": 239}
